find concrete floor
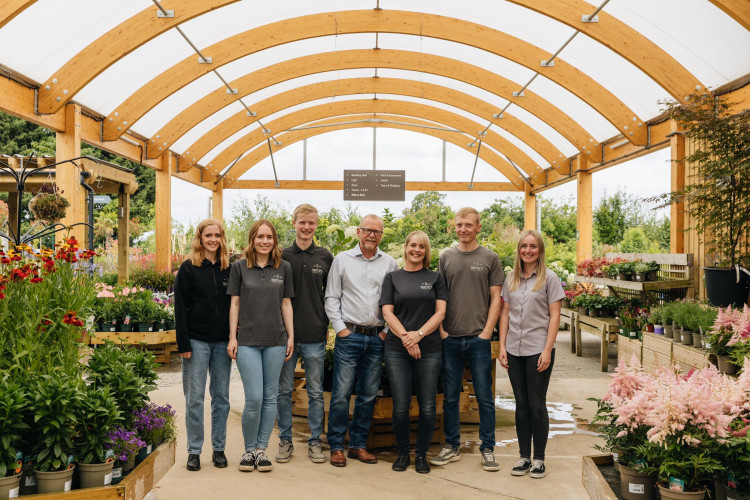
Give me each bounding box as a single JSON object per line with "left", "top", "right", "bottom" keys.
{"left": 147, "top": 329, "right": 614, "bottom": 500}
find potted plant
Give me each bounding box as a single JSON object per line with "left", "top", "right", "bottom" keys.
{"left": 634, "top": 261, "right": 650, "bottom": 282}
{"left": 657, "top": 92, "right": 750, "bottom": 308}
{"left": 28, "top": 184, "right": 70, "bottom": 223}
{"left": 620, "top": 262, "right": 637, "bottom": 281}
{"left": 28, "top": 373, "right": 81, "bottom": 493}
{"left": 0, "top": 377, "right": 27, "bottom": 499}
{"left": 662, "top": 302, "right": 676, "bottom": 338}
{"left": 130, "top": 299, "right": 154, "bottom": 332}
{"left": 645, "top": 261, "right": 660, "bottom": 282}
{"left": 74, "top": 384, "right": 121, "bottom": 489}
{"left": 650, "top": 307, "right": 664, "bottom": 335}
{"left": 132, "top": 403, "right": 176, "bottom": 464}
{"left": 105, "top": 427, "right": 144, "bottom": 483}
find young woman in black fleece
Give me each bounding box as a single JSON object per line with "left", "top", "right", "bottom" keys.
{"left": 174, "top": 218, "right": 232, "bottom": 472}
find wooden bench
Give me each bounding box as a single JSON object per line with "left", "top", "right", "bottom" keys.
{"left": 561, "top": 308, "right": 619, "bottom": 372}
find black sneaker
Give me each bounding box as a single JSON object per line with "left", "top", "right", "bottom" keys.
{"left": 511, "top": 458, "right": 531, "bottom": 476}
{"left": 392, "top": 454, "right": 410, "bottom": 472}
{"left": 255, "top": 451, "right": 273, "bottom": 472}
{"left": 186, "top": 454, "right": 200, "bottom": 471}
{"left": 415, "top": 455, "right": 430, "bottom": 474}
{"left": 529, "top": 459, "right": 546, "bottom": 478}
{"left": 238, "top": 452, "right": 255, "bottom": 472}
{"left": 212, "top": 451, "right": 228, "bottom": 468}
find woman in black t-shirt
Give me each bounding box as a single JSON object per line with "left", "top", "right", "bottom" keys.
{"left": 380, "top": 230, "right": 447, "bottom": 474}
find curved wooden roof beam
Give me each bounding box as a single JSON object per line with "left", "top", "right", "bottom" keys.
{"left": 220, "top": 114, "right": 523, "bottom": 192}
{"left": 138, "top": 49, "right": 597, "bottom": 165}
{"left": 709, "top": 0, "right": 750, "bottom": 30}
{"left": 506, "top": 0, "right": 704, "bottom": 101}
{"left": 211, "top": 99, "right": 528, "bottom": 188}
{"left": 0, "top": 0, "right": 37, "bottom": 30}
{"left": 176, "top": 77, "right": 566, "bottom": 171}
{"left": 36, "top": 0, "right": 240, "bottom": 114}
{"left": 103, "top": 10, "right": 647, "bottom": 145}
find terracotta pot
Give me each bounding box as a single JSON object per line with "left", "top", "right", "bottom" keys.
{"left": 77, "top": 461, "right": 114, "bottom": 489}
{"left": 658, "top": 485, "right": 705, "bottom": 499}
{"left": 0, "top": 473, "right": 21, "bottom": 499}
{"left": 34, "top": 466, "right": 75, "bottom": 494}
{"left": 619, "top": 465, "right": 657, "bottom": 500}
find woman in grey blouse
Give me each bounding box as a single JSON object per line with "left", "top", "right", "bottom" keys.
{"left": 498, "top": 229, "right": 564, "bottom": 480}
{"left": 227, "top": 219, "right": 295, "bottom": 473}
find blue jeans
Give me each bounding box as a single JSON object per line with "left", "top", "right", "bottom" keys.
{"left": 442, "top": 336, "right": 495, "bottom": 451}
{"left": 384, "top": 349, "right": 442, "bottom": 456}
{"left": 181, "top": 339, "right": 232, "bottom": 455}
{"left": 507, "top": 350, "right": 555, "bottom": 460}
{"left": 235, "top": 345, "right": 286, "bottom": 451}
{"left": 327, "top": 332, "right": 384, "bottom": 451}
{"left": 277, "top": 341, "right": 326, "bottom": 444}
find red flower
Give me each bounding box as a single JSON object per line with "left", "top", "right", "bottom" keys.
{"left": 0, "top": 257, "right": 9, "bottom": 264}
{"left": 62, "top": 311, "right": 78, "bottom": 325}
{"left": 29, "top": 277, "right": 43, "bottom": 284}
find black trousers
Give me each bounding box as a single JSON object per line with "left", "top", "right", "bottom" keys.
{"left": 507, "top": 349, "right": 555, "bottom": 460}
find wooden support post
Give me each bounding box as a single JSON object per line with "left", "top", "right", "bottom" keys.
{"left": 55, "top": 103, "right": 85, "bottom": 245}
{"left": 576, "top": 157, "right": 592, "bottom": 265}
{"left": 670, "top": 120, "right": 685, "bottom": 253}
{"left": 524, "top": 184, "right": 536, "bottom": 230}
{"left": 117, "top": 188, "right": 130, "bottom": 284}
{"left": 6, "top": 157, "right": 19, "bottom": 240}
{"left": 211, "top": 179, "right": 223, "bottom": 222}
{"left": 155, "top": 152, "right": 173, "bottom": 273}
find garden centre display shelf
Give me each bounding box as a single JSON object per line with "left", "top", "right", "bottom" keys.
{"left": 89, "top": 330, "right": 177, "bottom": 364}
{"left": 23, "top": 440, "right": 175, "bottom": 500}
{"left": 617, "top": 332, "right": 712, "bottom": 372}
{"left": 561, "top": 308, "right": 619, "bottom": 372}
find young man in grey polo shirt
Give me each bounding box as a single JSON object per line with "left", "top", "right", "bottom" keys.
{"left": 276, "top": 204, "right": 333, "bottom": 464}
{"left": 324, "top": 214, "right": 397, "bottom": 467}
{"left": 432, "top": 207, "right": 504, "bottom": 471}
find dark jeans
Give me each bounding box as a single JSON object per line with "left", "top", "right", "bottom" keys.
{"left": 442, "top": 336, "right": 495, "bottom": 451}
{"left": 507, "top": 349, "right": 555, "bottom": 460}
{"left": 384, "top": 349, "right": 442, "bottom": 456}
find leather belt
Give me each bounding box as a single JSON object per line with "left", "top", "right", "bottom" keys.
{"left": 344, "top": 322, "right": 381, "bottom": 336}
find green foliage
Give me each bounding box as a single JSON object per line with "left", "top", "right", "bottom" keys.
{"left": 594, "top": 191, "right": 628, "bottom": 245}
{"left": 128, "top": 268, "right": 175, "bottom": 292}
{"left": 621, "top": 227, "right": 650, "bottom": 253}
{"left": 480, "top": 197, "right": 524, "bottom": 240}
{"left": 0, "top": 376, "right": 28, "bottom": 477}
{"left": 540, "top": 197, "right": 577, "bottom": 244}
{"left": 75, "top": 384, "right": 122, "bottom": 464}
{"left": 0, "top": 111, "right": 55, "bottom": 155}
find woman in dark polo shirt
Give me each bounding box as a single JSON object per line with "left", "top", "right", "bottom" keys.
{"left": 499, "top": 229, "right": 565, "bottom": 480}
{"left": 380, "top": 230, "right": 447, "bottom": 474}
{"left": 175, "top": 218, "right": 232, "bottom": 472}
{"left": 227, "top": 219, "right": 294, "bottom": 473}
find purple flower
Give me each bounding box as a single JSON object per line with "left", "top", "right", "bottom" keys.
{"left": 105, "top": 426, "right": 145, "bottom": 462}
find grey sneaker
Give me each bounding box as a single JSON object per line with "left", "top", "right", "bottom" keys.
{"left": 481, "top": 450, "right": 500, "bottom": 471}
{"left": 308, "top": 441, "right": 326, "bottom": 463}
{"left": 238, "top": 452, "right": 254, "bottom": 472}
{"left": 511, "top": 458, "right": 531, "bottom": 476}
{"left": 429, "top": 446, "right": 461, "bottom": 466}
{"left": 255, "top": 451, "right": 273, "bottom": 472}
{"left": 529, "top": 459, "right": 546, "bottom": 478}
{"left": 276, "top": 440, "right": 293, "bottom": 463}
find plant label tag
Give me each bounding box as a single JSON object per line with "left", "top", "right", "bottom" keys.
{"left": 669, "top": 477, "right": 685, "bottom": 492}
{"left": 111, "top": 467, "right": 122, "bottom": 479}
{"left": 105, "top": 449, "right": 115, "bottom": 463}
{"left": 629, "top": 484, "right": 645, "bottom": 494}
{"left": 64, "top": 480, "right": 72, "bottom": 491}
{"left": 104, "top": 473, "right": 112, "bottom": 485}
{"left": 147, "top": 445, "right": 153, "bottom": 454}
{"left": 8, "top": 487, "right": 19, "bottom": 498}
{"left": 24, "top": 475, "right": 36, "bottom": 486}
{"left": 14, "top": 451, "right": 22, "bottom": 474}
{"left": 66, "top": 455, "right": 75, "bottom": 468}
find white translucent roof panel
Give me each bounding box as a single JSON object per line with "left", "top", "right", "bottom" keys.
{"left": 0, "top": 0, "right": 149, "bottom": 82}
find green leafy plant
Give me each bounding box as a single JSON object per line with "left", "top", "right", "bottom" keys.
{"left": 28, "top": 184, "right": 70, "bottom": 223}
{"left": 128, "top": 268, "right": 176, "bottom": 293}
{"left": 75, "top": 384, "right": 122, "bottom": 464}
{"left": 0, "top": 376, "right": 28, "bottom": 477}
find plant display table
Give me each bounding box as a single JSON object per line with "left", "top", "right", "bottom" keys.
{"left": 22, "top": 440, "right": 175, "bottom": 500}
{"left": 89, "top": 330, "right": 177, "bottom": 364}
{"left": 561, "top": 308, "right": 619, "bottom": 372}
{"left": 618, "top": 332, "right": 712, "bottom": 372}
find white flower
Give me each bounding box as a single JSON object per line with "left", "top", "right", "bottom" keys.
{"left": 396, "top": 257, "right": 404, "bottom": 268}
{"left": 325, "top": 224, "right": 342, "bottom": 236}
{"left": 344, "top": 226, "right": 359, "bottom": 239}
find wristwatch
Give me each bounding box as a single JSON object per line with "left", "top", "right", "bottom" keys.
{"left": 418, "top": 330, "right": 424, "bottom": 337}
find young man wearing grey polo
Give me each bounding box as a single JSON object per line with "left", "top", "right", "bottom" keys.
{"left": 324, "top": 214, "right": 397, "bottom": 467}
{"left": 276, "top": 204, "right": 333, "bottom": 464}
{"left": 432, "top": 207, "right": 504, "bottom": 471}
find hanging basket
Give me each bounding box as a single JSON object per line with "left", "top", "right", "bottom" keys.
{"left": 29, "top": 192, "right": 70, "bottom": 223}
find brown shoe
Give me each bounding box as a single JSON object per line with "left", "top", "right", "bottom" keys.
{"left": 330, "top": 450, "right": 346, "bottom": 467}
{"left": 347, "top": 448, "right": 378, "bottom": 464}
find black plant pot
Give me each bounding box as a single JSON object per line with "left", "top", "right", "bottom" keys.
{"left": 703, "top": 267, "right": 750, "bottom": 308}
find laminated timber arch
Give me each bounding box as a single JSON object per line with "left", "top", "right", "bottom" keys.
{"left": 98, "top": 11, "right": 655, "bottom": 145}
{"left": 212, "top": 101, "right": 529, "bottom": 188}
{"left": 0, "top": 0, "right": 36, "bottom": 30}
{"left": 220, "top": 114, "right": 522, "bottom": 192}
{"left": 143, "top": 49, "right": 599, "bottom": 164}
{"left": 177, "top": 77, "right": 566, "bottom": 173}
{"left": 206, "top": 99, "right": 531, "bottom": 188}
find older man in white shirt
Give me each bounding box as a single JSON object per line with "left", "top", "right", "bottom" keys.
{"left": 324, "top": 214, "right": 397, "bottom": 467}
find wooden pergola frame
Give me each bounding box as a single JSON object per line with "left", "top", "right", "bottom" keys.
{"left": 0, "top": 1, "right": 747, "bottom": 291}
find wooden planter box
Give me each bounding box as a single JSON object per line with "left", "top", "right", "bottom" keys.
{"left": 672, "top": 342, "right": 711, "bottom": 371}
{"left": 24, "top": 440, "right": 175, "bottom": 500}
{"left": 617, "top": 336, "right": 642, "bottom": 363}
{"left": 582, "top": 454, "right": 618, "bottom": 500}
{"left": 89, "top": 330, "right": 178, "bottom": 364}
{"left": 642, "top": 331, "right": 672, "bottom": 369}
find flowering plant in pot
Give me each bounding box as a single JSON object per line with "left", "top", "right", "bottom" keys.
{"left": 132, "top": 403, "right": 176, "bottom": 465}
{"left": 0, "top": 376, "right": 27, "bottom": 498}
{"left": 105, "top": 427, "right": 144, "bottom": 481}
{"left": 74, "top": 384, "right": 121, "bottom": 488}
{"left": 28, "top": 183, "right": 70, "bottom": 223}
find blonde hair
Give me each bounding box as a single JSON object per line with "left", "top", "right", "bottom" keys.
{"left": 293, "top": 203, "right": 318, "bottom": 221}
{"left": 454, "top": 207, "right": 481, "bottom": 225}
{"left": 403, "top": 230, "right": 432, "bottom": 269}
{"left": 243, "top": 219, "right": 282, "bottom": 268}
{"left": 507, "top": 230, "right": 547, "bottom": 292}
{"left": 189, "top": 218, "right": 229, "bottom": 270}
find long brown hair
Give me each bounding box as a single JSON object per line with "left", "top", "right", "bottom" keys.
{"left": 189, "top": 218, "right": 229, "bottom": 270}
{"left": 507, "top": 230, "right": 547, "bottom": 292}
{"left": 243, "top": 219, "right": 282, "bottom": 268}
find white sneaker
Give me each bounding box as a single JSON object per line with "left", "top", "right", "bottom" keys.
{"left": 429, "top": 446, "right": 461, "bottom": 466}
{"left": 481, "top": 450, "right": 500, "bottom": 471}
{"left": 529, "top": 459, "right": 546, "bottom": 478}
